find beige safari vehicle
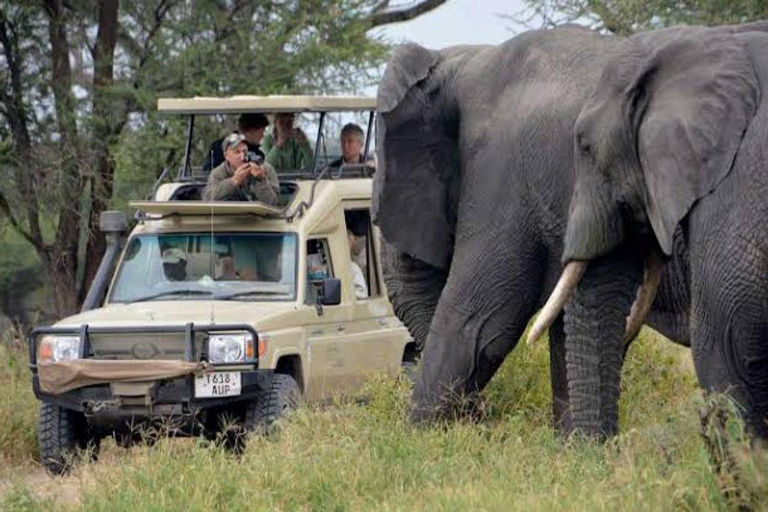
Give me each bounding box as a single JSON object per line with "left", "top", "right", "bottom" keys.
{"left": 29, "top": 95, "right": 415, "bottom": 474}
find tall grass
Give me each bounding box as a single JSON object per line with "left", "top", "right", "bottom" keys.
{"left": 0, "top": 332, "right": 38, "bottom": 469}
{"left": 2, "top": 328, "right": 767, "bottom": 511}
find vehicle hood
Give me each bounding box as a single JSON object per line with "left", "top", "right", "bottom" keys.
{"left": 54, "top": 301, "right": 297, "bottom": 329}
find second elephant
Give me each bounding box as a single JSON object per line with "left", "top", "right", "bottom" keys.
{"left": 533, "top": 21, "right": 768, "bottom": 439}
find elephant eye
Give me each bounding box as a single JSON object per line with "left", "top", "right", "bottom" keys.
{"left": 577, "top": 133, "right": 592, "bottom": 156}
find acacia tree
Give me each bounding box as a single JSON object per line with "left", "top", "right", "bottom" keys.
{"left": 0, "top": 0, "right": 446, "bottom": 318}
{"left": 513, "top": 0, "right": 768, "bottom": 35}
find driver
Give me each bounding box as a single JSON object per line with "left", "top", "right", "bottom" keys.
{"left": 161, "top": 247, "right": 188, "bottom": 282}
{"left": 202, "top": 133, "right": 279, "bottom": 204}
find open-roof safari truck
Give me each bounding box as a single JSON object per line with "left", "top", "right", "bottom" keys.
{"left": 29, "top": 95, "right": 416, "bottom": 474}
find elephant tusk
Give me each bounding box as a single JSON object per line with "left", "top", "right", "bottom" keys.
{"left": 623, "top": 252, "right": 662, "bottom": 344}
{"left": 526, "top": 261, "right": 588, "bottom": 345}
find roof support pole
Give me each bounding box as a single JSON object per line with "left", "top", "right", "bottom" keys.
{"left": 363, "top": 111, "right": 374, "bottom": 161}
{"left": 180, "top": 115, "right": 195, "bottom": 180}
{"left": 312, "top": 112, "right": 326, "bottom": 178}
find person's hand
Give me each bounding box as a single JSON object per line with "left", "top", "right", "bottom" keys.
{"left": 275, "top": 125, "right": 291, "bottom": 147}
{"left": 231, "top": 164, "right": 251, "bottom": 186}
{"left": 249, "top": 163, "right": 266, "bottom": 180}
{"left": 293, "top": 127, "right": 307, "bottom": 144}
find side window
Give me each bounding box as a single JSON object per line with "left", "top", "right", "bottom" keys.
{"left": 343, "top": 209, "right": 380, "bottom": 300}
{"left": 305, "top": 238, "right": 333, "bottom": 304}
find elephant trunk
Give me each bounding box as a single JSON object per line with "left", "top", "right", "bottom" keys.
{"left": 623, "top": 252, "right": 663, "bottom": 343}
{"left": 564, "top": 254, "right": 643, "bottom": 438}
{"left": 527, "top": 261, "right": 587, "bottom": 345}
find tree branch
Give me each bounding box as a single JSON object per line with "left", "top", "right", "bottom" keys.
{"left": 369, "top": 0, "right": 447, "bottom": 27}
{"left": 0, "top": 188, "right": 45, "bottom": 252}
{"left": 0, "top": 9, "right": 45, "bottom": 249}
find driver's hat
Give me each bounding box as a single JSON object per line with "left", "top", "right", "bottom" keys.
{"left": 161, "top": 247, "right": 187, "bottom": 264}
{"left": 221, "top": 132, "right": 247, "bottom": 152}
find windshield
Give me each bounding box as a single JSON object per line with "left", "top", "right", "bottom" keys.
{"left": 109, "top": 232, "right": 297, "bottom": 303}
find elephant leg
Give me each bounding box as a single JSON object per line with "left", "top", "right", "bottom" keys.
{"left": 564, "top": 249, "right": 643, "bottom": 438}
{"left": 380, "top": 238, "right": 448, "bottom": 352}
{"left": 689, "top": 233, "right": 768, "bottom": 440}
{"left": 410, "top": 234, "right": 545, "bottom": 424}
{"left": 549, "top": 314, "right": 573, "bottom": 435}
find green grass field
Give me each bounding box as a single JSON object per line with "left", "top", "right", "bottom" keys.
{"left": 2, "top": 329, "right": 766, "bottom": 512}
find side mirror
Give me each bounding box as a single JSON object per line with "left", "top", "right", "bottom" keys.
{"left": 100, "top": 210, "right": 128, "bottom": 235}
{"left": 320, "top": 278, "right": 341, "bottom": 306}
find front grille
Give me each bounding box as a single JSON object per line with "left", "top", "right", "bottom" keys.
{"left": 89, "top": 332, "right": 205, "bottom": 361}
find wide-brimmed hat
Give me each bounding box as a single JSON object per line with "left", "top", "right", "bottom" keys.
{"left": 221, "top": 132, "right": 247, "bottom": 152}
{"left": 161, "top": 247, "right": 187, "bottom": 264}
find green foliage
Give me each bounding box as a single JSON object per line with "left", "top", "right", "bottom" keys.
{"left": 0, "top": 226, "right": 44, "bottom": 325}
{"left": 513, "top": 0, "right": 768, "bottom": 34}
{"left": 0, "top": 0, "right": 406, "bottom": 315}
{"left": 0, "top": 484, "right": 51, "bottom": 512}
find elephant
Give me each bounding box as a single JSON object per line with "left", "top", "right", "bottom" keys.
{"left": 372, "top": 25, "right": 690, "bottom": 428}
{"left": 530, "top": 21, "right": 768, "bottom": 439}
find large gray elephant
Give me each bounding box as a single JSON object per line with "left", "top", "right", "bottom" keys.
{"left": 531, "top": 22, "right": 768, "bottom": 438}
{"left": 372, "top": 25, "right": 689, "bottom": 427}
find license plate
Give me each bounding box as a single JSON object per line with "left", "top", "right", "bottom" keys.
{"left": 194, "top": 371, "right": 241, "bottom": 398}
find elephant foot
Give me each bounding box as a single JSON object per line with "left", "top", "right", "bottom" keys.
{"left": 409, "top": 388, "right": 487, "bottom": 426}
{"left": 698, "top": 395, "right": 760, "bottom": 509}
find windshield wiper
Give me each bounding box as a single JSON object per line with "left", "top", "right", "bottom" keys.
{"left": 130, "top": 289, "right": 214, "bottom": 303}
{"left": 214, "top": 290, "right": 286, "bottom": 300}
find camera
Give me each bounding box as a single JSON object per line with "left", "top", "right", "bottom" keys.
{"left": 244, "top": 151, "right": 264, "bottom": 165}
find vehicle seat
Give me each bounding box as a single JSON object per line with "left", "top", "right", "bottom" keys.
{"left": 185, "top": 253, "right": 214, "bottom": 280}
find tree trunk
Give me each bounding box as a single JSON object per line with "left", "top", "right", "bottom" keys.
{"left": 81, "top": 0, "right": 119, "bottom": 303}
{"left": 43, "top": 0, "right": 85, "bottom": 317}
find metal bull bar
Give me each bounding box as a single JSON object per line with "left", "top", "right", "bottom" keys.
{"left": 28, "top": 323, "right": 259, "bottom": 371}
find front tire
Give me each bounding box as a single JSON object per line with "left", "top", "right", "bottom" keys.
{"left": 38, "top": 403, "right": 99, "bottom": 475}
{"left": 244, "top": 374, "right": 300, "bottom": 435}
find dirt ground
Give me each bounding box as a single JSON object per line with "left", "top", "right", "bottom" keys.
{"left": 0, "top": 464, "right": 83, "bottom": 508}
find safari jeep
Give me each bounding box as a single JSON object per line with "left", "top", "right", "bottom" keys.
{"left": 28, "top": 95, "right": 416, "bottom": 474}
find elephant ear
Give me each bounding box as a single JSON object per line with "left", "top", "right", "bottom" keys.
{"left": 630, "top": 32, "right": 759, "bottom": 255}
{"left": 373, "top": 43, "right": 458, "bottom": 270}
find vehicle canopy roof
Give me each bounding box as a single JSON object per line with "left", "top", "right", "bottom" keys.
{"left": 157, "top": 95, "right": 377, "bottom": 115}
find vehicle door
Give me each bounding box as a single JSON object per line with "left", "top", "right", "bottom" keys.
{"left": 336, "top": 203, "right": 407, "bottom": 386}
{"left": 302, "top": 235, "right": 357, "bottom": 400}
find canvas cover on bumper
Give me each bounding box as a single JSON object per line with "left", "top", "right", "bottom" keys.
{"left": 38, "top": 360, "right": 208, "bottom": 394}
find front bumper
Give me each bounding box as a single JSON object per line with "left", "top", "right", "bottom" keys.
{"left": 32, "top": 370, "right": 274, "bottom": 419}
{"left": 29, "top": 322, "right": 266, "bottom": 420}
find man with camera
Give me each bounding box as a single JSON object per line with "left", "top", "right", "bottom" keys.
{"left": 202, "top": 133, "right": 279, "bottom": 204}
{"left": 202, "top": 113, "right": 269, "bottom": 173}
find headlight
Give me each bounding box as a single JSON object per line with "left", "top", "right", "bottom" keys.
{"left": 208, "top": 332, "right": 254, "bottom": 363}
{"left": 38, "top": 335, "right": 82, "bottom": 364}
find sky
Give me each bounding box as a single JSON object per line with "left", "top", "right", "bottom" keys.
{"left": 375, "top": 0, "right": 535, "bottom": 48}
